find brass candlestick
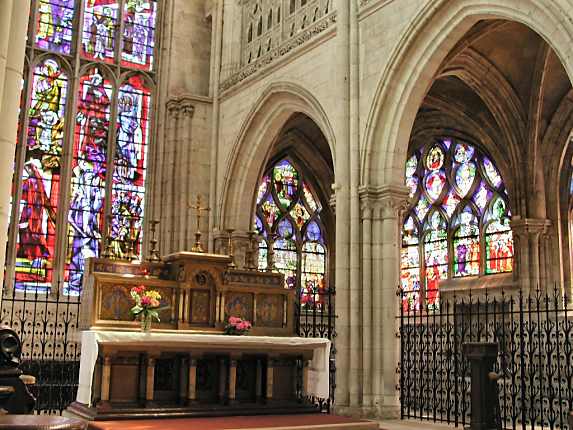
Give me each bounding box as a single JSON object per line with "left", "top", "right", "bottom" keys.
{"left": 245, "top": 230, "right": 258, "bottom": 270}
{"left": 101, "top": 214, "right": 115, "bottom": 259}
{"left": 267, "top": 233, "right": 277, "bottom": 272}
{"left": 226, "top": 228, "right": 236, "bottom": 269}
{"left": 147, "top": 220, "right": 161, "bottom": 262}
{"left": 189, "top": 195, "right": 210, "bottom": 253}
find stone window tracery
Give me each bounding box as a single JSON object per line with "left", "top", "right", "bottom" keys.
{"left": 401, "top": 138, "right": 513, "bottom": 311}
{"left": 8, "top": 0, "right": 160, "bottom": 295}
{"left": 253, "top": 158, "right": 328, "bottom": 311}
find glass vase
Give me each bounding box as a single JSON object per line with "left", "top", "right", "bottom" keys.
{"left": 140, "top": 313, "right": 152, "bottom": 332}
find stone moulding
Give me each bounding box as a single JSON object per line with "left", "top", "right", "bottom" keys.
{"left": 219, "top": 11, "right": 337, "bottom": 93}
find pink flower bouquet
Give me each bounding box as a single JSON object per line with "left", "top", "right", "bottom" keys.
{"left": 224, "top": 316, "right": 252, "bottom": 335}
{"left": 130, "top": 285, "right": 168, "bottom": 329}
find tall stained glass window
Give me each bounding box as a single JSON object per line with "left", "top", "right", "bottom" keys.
{"left": 254, "top": 159, "right": 329, "bottom": 311}
{"left": 401, "top": 138, "right": 513, "bottom": 311}
{"left": 9, "top": 0, "right": 160, "bottom": 294}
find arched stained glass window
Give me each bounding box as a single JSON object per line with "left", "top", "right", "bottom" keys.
{"left": 401, "top": 138, "right": 513, "bottom": 311}
{"left": 254, "top": 159, "right": 328, "bottom": 311}
{"left": 8, "top": 0, "right": 161, "bottom": 294}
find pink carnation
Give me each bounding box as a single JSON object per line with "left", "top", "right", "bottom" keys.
{"left": 140, "top": 296, "right": 153, "bottom": 306}
{"left": 228, "top": 316, "right": 241, "bottom": 325}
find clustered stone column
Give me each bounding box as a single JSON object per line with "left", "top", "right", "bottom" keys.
{"left": 510, "top": 217, "right": 552, "bottom": 293}
{"left": 0, "top": 0, "right": 31, "bottom": 289}
{"left": 335, "top": 184, "right": 408, "bottom": 418}
{"left": 157, "top": 97, "right": 196, "bottom": 254}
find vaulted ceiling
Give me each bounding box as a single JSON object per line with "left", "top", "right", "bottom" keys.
{"left": 411, "top": 20, "right": 573, "bottom": 217}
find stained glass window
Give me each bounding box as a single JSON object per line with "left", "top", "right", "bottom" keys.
{"left": 254, "top": 159, "right": 329, "bottom": 311}
{"left": 35, "top": 0, "right": 75, "bottom": 54}
{"left": 15, "top": 59, "right": 68, "bottom": 292}
{"left": 7, "top": 0, "right": 161, "bottom": 294}
{"left": 401, "top": 138, "right": 513, "bottom": 311}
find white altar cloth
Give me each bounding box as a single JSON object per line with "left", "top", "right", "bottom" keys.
{"left": 76, "top": 330, "right": 331, "bottom": 406}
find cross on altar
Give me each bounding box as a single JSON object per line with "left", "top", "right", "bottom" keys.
{"left": 189, "top": 195, "right": 210, "bottom": 252}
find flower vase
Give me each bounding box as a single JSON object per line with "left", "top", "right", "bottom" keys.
{"left": 140, "top": 314, "right": 152, "bottom": 332}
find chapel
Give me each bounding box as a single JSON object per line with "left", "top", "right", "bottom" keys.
{"left": 0, "top": 0, "right": 573, "bottom": 428}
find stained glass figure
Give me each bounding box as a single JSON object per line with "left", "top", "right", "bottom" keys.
{"left": 15, "top": 59, "right": 68, "bottom": 292}
{"left": 473, "top": 181, "right": 492, "bottom": 214}
{"left": 256, "top": 175, "right": 270, "bottom": 204}
{"left": 483, "top": 156, "right": 503, "bottom": 188}
{"left": 401, "top": 216, "right": 420, "bottom": 311}
{"left": 82, "top": 0, "right": 120, "bottom": 63}
{"left": 65, "top": 67, "right": 112, "bottom": 295}
{"left": 255, "top": 159, "right": 328, "bottom": 311}
{"left": 406, "top": 176, "right": 418, "bottom": 198}
{"left": 121, "top": 0, "right": 157, "bottom": 70}
{"left": 425, "top": 170, "right": 446, "bottom": 202}
{"left": 109, "top": 75, "right": 150, "bottom": 259}
{"left": 273, "top": 159, "right": 299, "bottom": 208}
{"left": 426, "top": 146, "right": 444, "bottom": 171}
{"left": 453, "top": 208, "right": 479, "bottom": 277}
{"left": 402, "top": 137, "right": 513, "bottom": 310}
{"left": 406, "top": 154, "right": 417, "bottom": 178}
{"left": 454, "top": 143, "right": 475, "bottom": 163}
{"left": 35, "top": 0, "right": 75, "bottom": 54}
{"left": 454, "top": 162, "right": 476, "bottom": 197}
{"left": 424, "top": 212, "right": 447, "bottom": 310}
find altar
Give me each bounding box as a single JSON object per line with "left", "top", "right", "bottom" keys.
{"left": 67, "top": 246, "right": 331, "bottom": 420}
{"left": 68, "top": 330, "right": 330, "bottom": 420}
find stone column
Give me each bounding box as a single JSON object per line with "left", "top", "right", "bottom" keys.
{"left": 510, "top": 217, "right": 551, "bottom": 293}
{"left": 0, "top": 0, "right": 31, "bottom": 290}
{"left": 0, "top": 0, "right": 14, "bottom": 105}
{"left": 378, "top": 185, "right": 409, "bottom": 418}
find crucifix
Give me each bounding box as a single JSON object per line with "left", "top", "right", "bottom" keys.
{"left": 189, "top": 195, "right": 210, "bottom": 253}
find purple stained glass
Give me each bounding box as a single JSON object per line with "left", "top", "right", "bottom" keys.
{"left": 277, "top": 218, "right": 294, "bottom": 239}
{"left": 256, "top": 175, "right": 270, "bottom": 204}
{"left": 305, "top": 221, "right": 322, "bottom": 242}
{"left": 414, "top": 194, "right": 430, "bottom": 221}
{"left": 453, "top": 143, "right": 475, "bottom": 163}
{"left": 483, "top": 156, "right": 503, "bottom": 188}
{"left": 35, "top": 0, "right": 75, "bottom": 54}
{"left": 82, "top": 0, "right": 119, "bottom": 64}
{"left": 406, "top": 176, "right": 418, "bottom": 198}
{"left": 472, "top": 181, "right": 493, "bottom": 213}
{"left": 65, "top": 67, "right": 112, "bottom": 294}
{"left": 121, "top": 0, "right": 157, "bottom": 70}
{"left": 405, "top": 154, "right": 417, "bottom": 178}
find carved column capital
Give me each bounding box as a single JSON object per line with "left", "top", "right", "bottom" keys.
{"left": 166, "top": 96, "right": 196, "bottom": 119}
{"left": 510, "top": 217, "right": 551, "bottom": 236}
{"left": 359, "top": 184, "right": 409, "bottom": 220}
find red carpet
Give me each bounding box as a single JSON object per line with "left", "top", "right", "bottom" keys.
{"left": 88, "top": 414, "right": 378, "bottom": 430}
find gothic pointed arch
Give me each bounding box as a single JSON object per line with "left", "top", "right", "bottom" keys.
{"left": 362, "top": 0, "right": 573, "bottom": 189}
{"left": 219, "top": 81, "right": 335, "bottom": 232}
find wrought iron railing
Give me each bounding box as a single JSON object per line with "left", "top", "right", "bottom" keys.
{"left": 399, "top": 287, "right": 573, "bottom": 429}
{"left": 0, "top": 281, "right": 81, "bottom": 414}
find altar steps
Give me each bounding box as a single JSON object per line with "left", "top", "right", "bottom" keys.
{"left": 86, "top": 413, "right": 379, "bottom": 430}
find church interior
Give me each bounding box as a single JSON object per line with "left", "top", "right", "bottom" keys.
{"left": 0, "top": 0, "right": 573, "bottom": 429}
